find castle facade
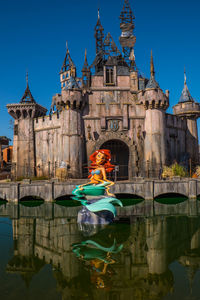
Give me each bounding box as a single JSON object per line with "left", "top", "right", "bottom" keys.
{"left": 7, "top": 0, "right": 200, "bottom": 180}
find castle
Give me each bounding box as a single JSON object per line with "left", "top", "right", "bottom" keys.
{"left": 7, "top": 0, "right": 200, "bottom": 180}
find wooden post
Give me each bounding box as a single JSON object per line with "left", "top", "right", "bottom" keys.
{"left": 189, "top": 158, "right": 192, "bottom": 178}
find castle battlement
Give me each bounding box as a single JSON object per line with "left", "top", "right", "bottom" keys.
{"left": 34, "top": 112, "right": 61, "bottom": 131}
{"left": 166, "top": 113, "right": 186, "bottom": 130}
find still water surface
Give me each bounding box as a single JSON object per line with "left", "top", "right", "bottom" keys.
{"left": 0, "top": 200, "right": 200, "bottom": 300}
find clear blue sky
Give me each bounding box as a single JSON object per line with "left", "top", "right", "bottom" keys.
{"left": 1, "top": 0, "right": 200, "bottom": 140}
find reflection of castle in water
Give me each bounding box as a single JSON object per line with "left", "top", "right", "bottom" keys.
{"left": 5, "top": 206, "right": 200, "bottom": 299}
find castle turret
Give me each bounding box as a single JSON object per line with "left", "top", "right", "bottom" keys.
{"left": 7, "top": 74, "right": 47, "bottom": 178}
{"left": 173, "top": 70, "right": 200, "bottom": 163}
{"left": 137, "top": 52, "right": 169, "bottom": 175}
{"left": 60, "top": 43, "right": 77, "bottom": 90}
{"left": 51, "top": 49, "right": 86, "bottom": 178}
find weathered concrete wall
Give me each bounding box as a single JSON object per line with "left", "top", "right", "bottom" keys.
{"left": 144, "top": 109, "right": 166, "bottom": 166}
{"left": 165, "top": 114, "right": 187, "bottom": 164}
{"left": 1, "top": 179, "right": 200, "bottom": 204}
{"left": 34, "top": 108, "right": 83, "bottom": 178}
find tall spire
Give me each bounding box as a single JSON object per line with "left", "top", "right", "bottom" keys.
{"left": 26, "top": 70, "right": 29, "bottom": 87}
{"left": 119, "top": 0, "right": 136, "bottom": 65}
{"left": 150, "top": 50, "right": 155, "bottom": 78}
{"left": 94, "top": 8, "right": 104, "bottom": 55}
{"left": 179, "top": 68, "right": 194, "bottom": 103}
{"left": 82, "top": 49, "right": 89, "bottom": 72}
{"left": 60, "top": 42, "right": 75, "bottom": 74}
{"left": 184, "top": 66, "right": 187, "bottom": 85}
{"left": 146, "top": 51, "right": 159, "bottom": 89}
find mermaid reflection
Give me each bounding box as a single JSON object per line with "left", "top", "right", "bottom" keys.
{"left": 72, "top": 228, "right": 123, "bottom": 289}
{"left": 72, "top": 149, "right": 123, "bottom": 220}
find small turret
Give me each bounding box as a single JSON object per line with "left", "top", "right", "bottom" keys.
{"left": 137, "top": 51, "right": 169, "bottom": 110}
{"left": 173, "top": 69, "right": 200, "bottom": 163}
{"left": 7, "top": 74, "right": 47, "bottom": 178}
{"left": 173, "top": 69, "right": 200, "bottom": 118}
{"left": 60, "top": 43, "right": 77, "bottom": 90}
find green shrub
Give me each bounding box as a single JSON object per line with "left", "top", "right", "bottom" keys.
{"left": 171, "top": 163, "right": 187, "bottom": 177}
{"left": 162, "top": 163, "right": 187, "bottom": 178}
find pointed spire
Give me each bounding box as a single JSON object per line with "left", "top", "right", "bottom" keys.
{"left": 150, "top": 50, "right": 155, "bottom": 78}
{"left": 179, "top": 68, "right": 194, "bottom": 103}
{"left": 94, "top": 8, "right": 104, "bottom": 55}
{"left": 60, "top": 42, "right": 75, "bottom": 74}
{"left": 120, "top": 0, "right": 135, "bottom": 24}
{"left": 146, "top": 51, "right": 159, "bottom": 89}
{"left": 26, "top": 70, "right": 29, "bottom": 87}
{"left": 84, "top": 48, "right": 87, "bottom": 63}
{"left": 184, "top": 66, "right": 187, "bottom": 85}
{"left": 82, "top": 49, "right": 89, "bottom": 72}
{"left": 20, "top": 72, "right": 36, "bottom": 103}
{"left": 119, "top": 0, "right": 136, "bottom": 66}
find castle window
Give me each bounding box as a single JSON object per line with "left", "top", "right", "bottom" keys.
{"left": 105, "top": 66, "right": 114, "bottom": 85}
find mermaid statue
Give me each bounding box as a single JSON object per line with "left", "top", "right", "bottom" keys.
{"left": 72, "top": 149, "right": 123, "bottom": 225}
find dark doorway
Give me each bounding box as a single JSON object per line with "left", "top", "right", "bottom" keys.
{"left": 101, "top": 140, "right": 129, "bottom": 180}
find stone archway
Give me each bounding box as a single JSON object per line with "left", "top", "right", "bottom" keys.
{"left": 101, "top": 139, "right": 129, "bottom": 180}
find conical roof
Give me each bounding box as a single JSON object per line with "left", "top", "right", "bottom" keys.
{"left": 20, "top": 73, "right": 36, "bottom": 103}
{"left": 146, "top": 50, "right": 160, "bottom": 89}
{"left": 179, "top": 71, "right": 194, "bottom": 103}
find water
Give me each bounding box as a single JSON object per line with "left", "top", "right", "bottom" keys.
{"left": 0, "top": 201, "right": 200, "bottom": 300}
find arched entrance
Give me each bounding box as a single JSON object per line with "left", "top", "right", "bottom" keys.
{"left": 101, "top": 140, "right": 129, "bottom": 180}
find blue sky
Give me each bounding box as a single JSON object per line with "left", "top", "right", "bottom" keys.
{"left": 0, "top": 0, "right": 200, "bottom": 140}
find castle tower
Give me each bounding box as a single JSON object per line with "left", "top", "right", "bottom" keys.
{"left": 7, "top": 74, "right": 47, "bottom": 178}
{"left": 51, "top": 50, "right": 86, "bottom": 178}
{"left": 137, "top": 52, "right": 169, "bottom": 174}
{"left": 173, "top": 70, "right": 200, "bottom": 163}
{"left": 119, "top": 0, "right": 136, "bottom": 66}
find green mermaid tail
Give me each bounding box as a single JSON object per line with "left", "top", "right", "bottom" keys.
{"left": 72, "top": 239, "right": 123, "bottom": 262}
{"left": 72, "top": 183, "right": 123, "bottom": 217}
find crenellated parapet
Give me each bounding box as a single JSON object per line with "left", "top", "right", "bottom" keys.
{"left": 52, "top": 88, "right": 86, "bottom": 111}
{"left": 173, "top": 101, "right": 200, "bottom": 119}
{"left": 7, "top": 103, "right": 47, "bottom": 120}
{"left": 137, "top": 88, "right": 169, "bottom": 110}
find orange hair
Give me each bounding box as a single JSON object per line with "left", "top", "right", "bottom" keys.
{"left": 89, "top": 149, "right": 115, "bottom": 177}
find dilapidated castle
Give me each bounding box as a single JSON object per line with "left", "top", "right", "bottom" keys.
{"left": 7, "top": 0, "right": 200, "bottom": 180}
